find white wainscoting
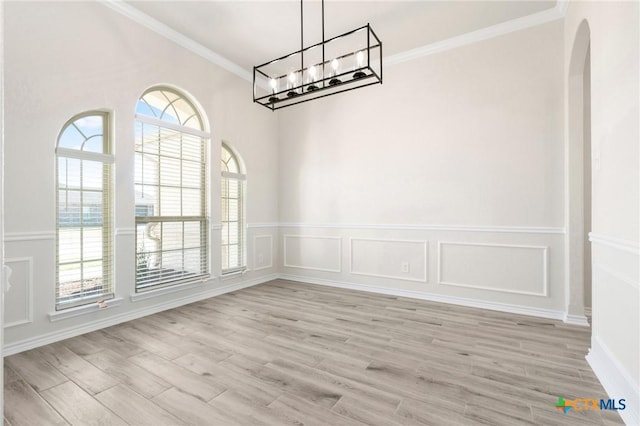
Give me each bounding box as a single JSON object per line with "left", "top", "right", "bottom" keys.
{"left": 4, "top": 257, "right": 33, "bottom": 328}
{"left": 350, "top": 238, "right": 428, "bottom": 283}
{"left": 437, "top": 241, "right": 549, "bottom": 297}
{"left": 283, "top": 235, "right": 342, "bottom": 273}
{"left": 253, "top": 234, "right": 273, "bottom": 271}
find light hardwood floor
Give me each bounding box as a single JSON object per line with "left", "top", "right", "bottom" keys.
{"left": 4, "top": 280, "right": 624, "bottom": 425}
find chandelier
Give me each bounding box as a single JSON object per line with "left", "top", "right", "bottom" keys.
{"left": 253, "top": 0, "right": 383, "bottom": 111}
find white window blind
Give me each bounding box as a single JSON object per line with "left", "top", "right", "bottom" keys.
{"left": 135, "top": 88, "right": 209, "bottom": 291}
{"left": 221, "top": 144, "right": 246, "bottom": 273}
{"left": 56, "top": 112, "right": 114, "bottom": 310}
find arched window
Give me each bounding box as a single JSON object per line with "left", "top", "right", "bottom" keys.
{"left": 221, "top": 143, "right": 246, "bottom": 273}
{"left": 56, "top": 111, "right": 113, "bottom": 310}
{"left": 135, "top": 87, "right": 209, "bottom": 291}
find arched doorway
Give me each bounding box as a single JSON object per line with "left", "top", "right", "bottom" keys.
{"left": 565, "top": 20, "right": 591, "bottom": 326}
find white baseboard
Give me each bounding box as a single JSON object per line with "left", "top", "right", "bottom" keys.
{"left": 3, "top": 271, "right": 582, "bottom": 356}
{"left": 278, "top": 274, "right": 566, "bottom": 321}
{"left": 563, "top": 313, "right": 590, "bottom": 327}
{"left": 3, "top": 273, "right": 278, "bottom": 356}
{"left": 8, "top": 271, "right": 634, "bottom": 426}
{"left": 586, "top": 336, "right": 639, "bottom": 426}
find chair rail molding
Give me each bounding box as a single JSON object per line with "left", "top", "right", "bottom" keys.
{"left": 4, "top": 231, "right": 56, "bottom": 242}
{"left": 279, "top": 222, "right": 564, "bottom": 234}
{"left": 589, "top": 232, "right": 640, "bottom": 255}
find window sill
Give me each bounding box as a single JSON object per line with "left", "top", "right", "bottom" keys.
{"left": 130, "top": 278, "right": 211, "bottom": 302}
{"left": 221, "top": 268, "right": 249, "bottom": 280}
{"left": 49, "top": 297, "right": 123, "bottom": 322}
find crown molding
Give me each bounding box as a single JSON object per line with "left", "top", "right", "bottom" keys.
{"left": 385, "top": 3, "right": 565, "bottom": 66}
{"left": 99, "top": 0, "right": 252, "bottom": 83}
{"left": 100, "top": 0, "right": 564, "bottom": 83}
{"left": 556, "top": 0, "right": 570, "bottom": 17}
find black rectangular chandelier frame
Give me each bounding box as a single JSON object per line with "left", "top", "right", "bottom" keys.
{"left": 253, "top": 0, "right": 383, "bottom": 111}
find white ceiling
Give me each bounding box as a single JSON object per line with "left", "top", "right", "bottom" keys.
{"left": 125, "top": 1, "right": 557, "bottom": 72}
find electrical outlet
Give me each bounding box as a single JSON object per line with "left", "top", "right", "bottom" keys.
{"left": 258, "top": 253, "right": 264, "bottom": 263}
{"left": 401, "top": 261, "right": 410, "bottom": 273}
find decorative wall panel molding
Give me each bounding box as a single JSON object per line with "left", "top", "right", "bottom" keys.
{"left": 437, "top": 241, "right": 549, "bottom": 296}
{"left": 253, "top": 235, "right": 273, "bottom": 271}
{"left": 350, "top": 238, "right": 427, "bottom": 282}
{"left": 283, "top": 235, "right": 342, "bottom": 273}
{"left": 4, "top": 257, "right": 33, "bottom": 328}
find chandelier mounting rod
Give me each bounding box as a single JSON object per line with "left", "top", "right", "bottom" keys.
{"left": 300, "top": 0, "right": 304, "bottom": 73}
{"left": 322, "top": 0, "right": 325, "bottom": 84}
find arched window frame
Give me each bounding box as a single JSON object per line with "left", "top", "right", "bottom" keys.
{"left": 55, "top": 110, "right": 114, "bottom": 310}
{"left": 221, "top": 143, "right": 246, "bottom": 274}
{"left": 134, "top": 87, "right": 210, "bottom": 292}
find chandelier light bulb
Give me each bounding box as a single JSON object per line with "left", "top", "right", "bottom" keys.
{"left": 269, "top": 77, "right": 279, "bottom": 104}
{"left": 353, "top": 50, "right": 367, "bottom": 79}
{"left": 331, "top": 58, "right": 339, "bottom": 74}
{"left": 268, "top": 78, "right": 279, "bottom": 103}
{"left": 306, "top": 65, "right": 319, "bottom": 92}
{"left": 287, "top": 72, "right": 299, "bottom": 97}
{"left": 329, "top": 58, "right": 342, "bottom": 86}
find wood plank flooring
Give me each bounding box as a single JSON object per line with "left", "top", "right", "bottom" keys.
{"left": 4, "top": 279, "right": 624, "bottom": 425}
